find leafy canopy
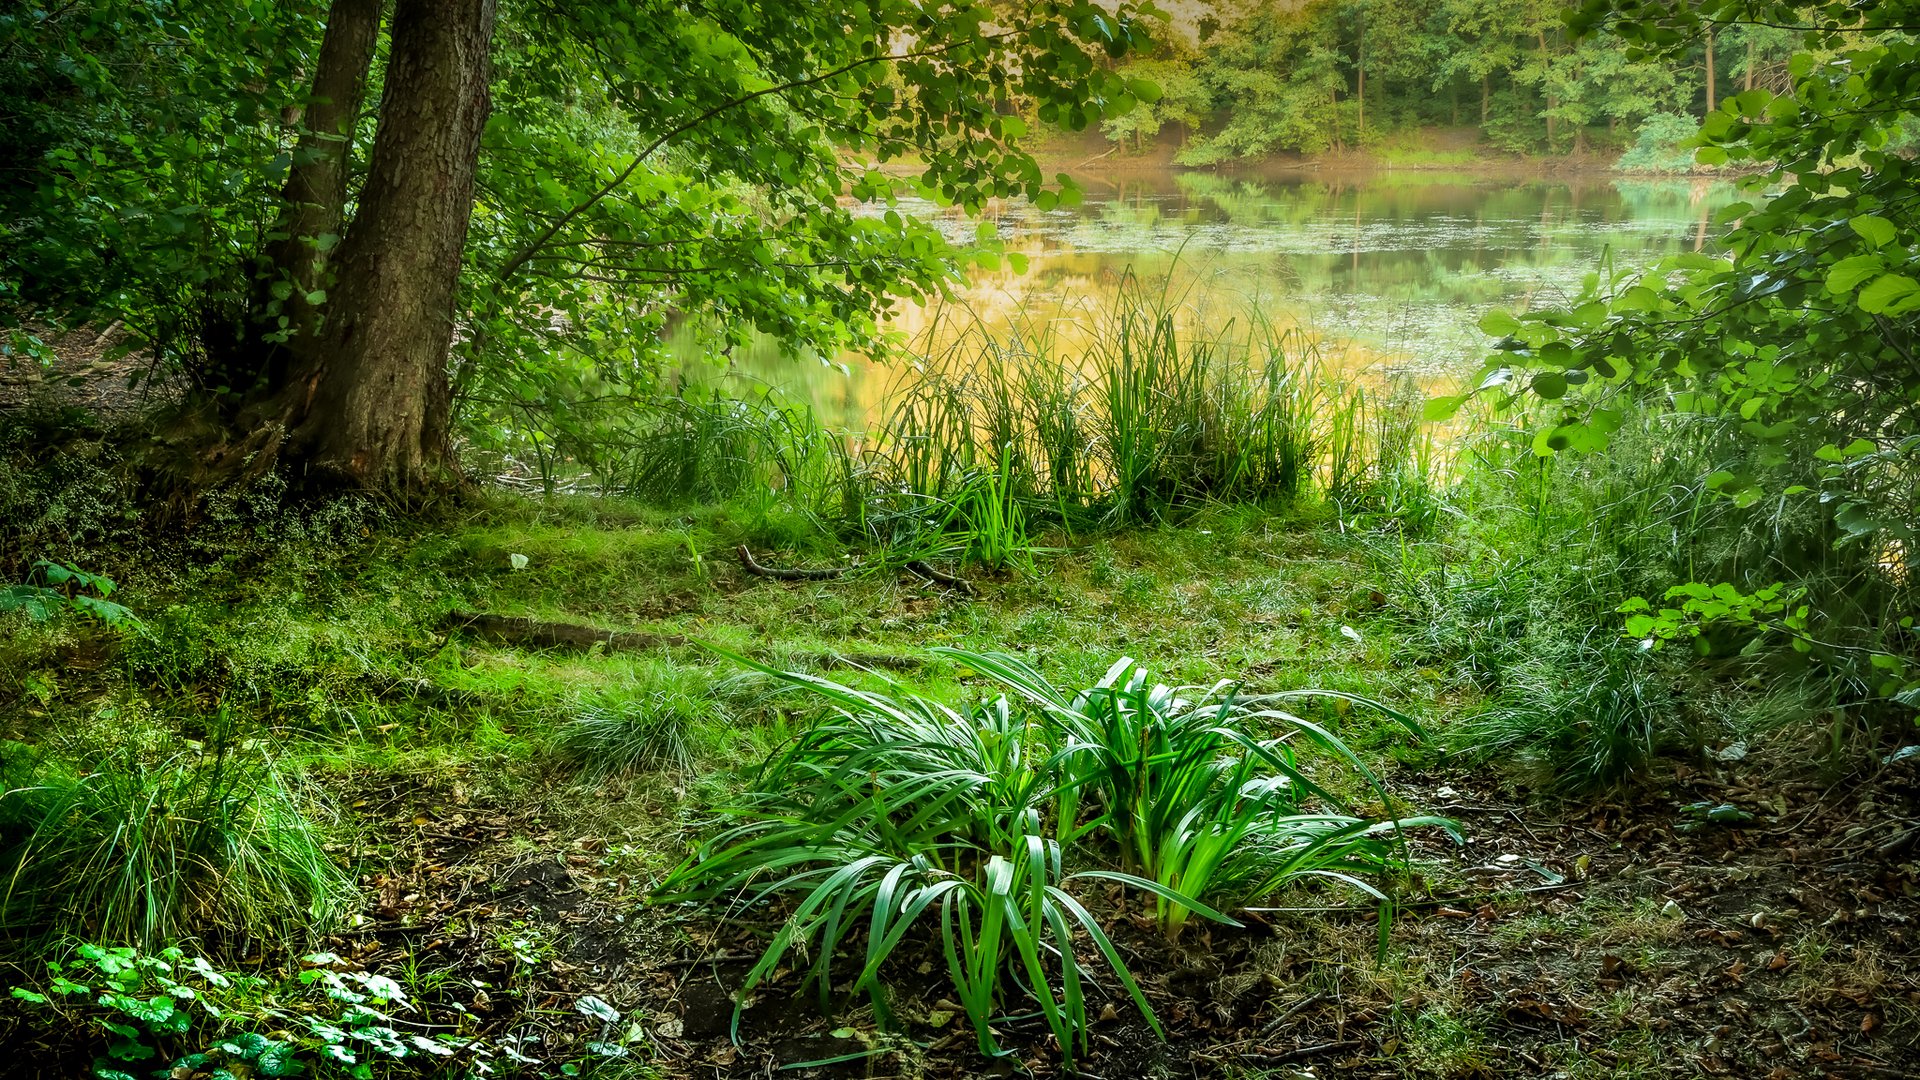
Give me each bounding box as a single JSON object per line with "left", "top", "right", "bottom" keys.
{"left": 0, "top": 1, "right": 1162, "bottom": 437}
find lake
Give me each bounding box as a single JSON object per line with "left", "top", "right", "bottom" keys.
{"left": 692, "top": 169, "right": 1735, "bottom": 426}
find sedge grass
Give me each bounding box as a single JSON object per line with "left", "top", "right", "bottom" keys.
{"left": 0, "top": 744, "right": 351, "bottom": 955}
{"left": 655, "top": 645, "right": 1452, "bottom": 1061}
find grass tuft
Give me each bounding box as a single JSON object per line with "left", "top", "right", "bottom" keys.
{"left": 0, "top": 743, "right": 352, "bottom": 955}
{"left": 554, "top": 694, "right": 702, "bottom": 777}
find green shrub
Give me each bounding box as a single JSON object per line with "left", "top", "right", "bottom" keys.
{"left": 1367, "top": 391, "right": 1912, "bottom": 784}
{"left": 655, "top": 646, "right": 1452, "bottom": 1063}
{"left": 1616, "top": 112, "right": 1706, "bottom": 174}
{"left": 0, "top": 747, "right": 352, "bottom": 954}
{"left": 1451, "top": 639, "right": 1681, "bottom": 791}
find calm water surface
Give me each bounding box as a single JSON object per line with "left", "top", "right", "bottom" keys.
{"left": 702, "top": 169, "right": 1735, "bottom": 424}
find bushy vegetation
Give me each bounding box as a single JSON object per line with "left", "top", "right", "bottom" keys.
{"left": 1, "top": 0, "right": 1918, "bottom": 1075}
{"left": 1102, "top": 2, "right": 1802, "bottom": 160}
{"left": 656, "top": 646, "right": 1455, "bottom": 1061}
{"left": 494, "top": 285, "right": 1433, "bottom": 564}
{"left": 0, "top": 744, "right": 350, "bottom": 955}
{"left": 1615, "top": 112, "right": 1711, "bottom": 173}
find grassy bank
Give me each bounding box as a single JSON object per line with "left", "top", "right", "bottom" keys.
{"left": 0, "top": 482, "right": 1912, "bottom": 1078}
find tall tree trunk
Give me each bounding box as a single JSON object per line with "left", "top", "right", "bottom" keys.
{"left": 263, "top": 0, "right": 382, "bottom": 348}
{"left": 1330, "top": 84, "right": 1342, "bottom": 152}
{"left": 1480, "top": 73, "right": 1490, "bottom": 124}
{"left": 1540, "top": 30, "right": 1556, "bottom": 149}
{"left": 1703, "top": 25, "right": 1717, "bottom": 113}
{"left": 1355, "top": 9, "right": 1366, "bottom": 140}
{"left": 1743, "top": 38, "right": 1755, "bottom": 92}
{"left": 280, "top": 0, "right": 497, "bottom": 494}
{"left": 219, "top": 0, "right": 386, "bottom": 406}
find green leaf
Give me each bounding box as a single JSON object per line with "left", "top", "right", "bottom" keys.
{"left": 1421, "top": 395, "right": 1466, "bottom": 422}
{"left": 1857, "top": 274, "right": 1920, "bottom": 315}
{"left": 1826, "top": 255, "right": 1884, "bottom": 295}
{"left": 1848, "top": 215, "right": 1897, "bottom": 249}
{"left": 1477, "top": 310, "right": 1521, "bottom": 337}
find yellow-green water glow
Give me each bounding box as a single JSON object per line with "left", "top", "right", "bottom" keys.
{"left": 676, "top": 170, "right": 1736, "bottom": 427}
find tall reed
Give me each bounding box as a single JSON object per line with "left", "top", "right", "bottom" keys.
{"left": 481, "top": 283, "right": 1443, "bottom": 562}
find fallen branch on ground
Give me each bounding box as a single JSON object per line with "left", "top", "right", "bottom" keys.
{"left": 904, "top": 559, "right": 975, "bottom": 596}
{"left": 736, "top": 545, "right": 845, "bottom": 580}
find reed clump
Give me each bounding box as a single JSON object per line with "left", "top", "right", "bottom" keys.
{"left": 563, "top": 284, "right": 1436, "bottom": 551}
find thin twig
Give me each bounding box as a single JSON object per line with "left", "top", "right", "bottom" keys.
{"left": 736, "top": 545, "right": 845, "bottom": 581}
{"left": 904, "top": 559, "right": 975, "bottom": 596}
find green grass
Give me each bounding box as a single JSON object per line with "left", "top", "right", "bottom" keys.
{"left": 1451, "top": 637, "right": 1680, "bottom": 790}
{"left": 553, "top": 669, "right": 719, "bottom": 777}
{"left": 452, "top": 283, "right": 1430, "bottom": 557}
{"left": 0, "top": 742, "right": 351, "bottom": 955}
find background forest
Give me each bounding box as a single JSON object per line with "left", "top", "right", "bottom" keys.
{"left": 1100, "top": 0, "right": 1806, "bottom": 163}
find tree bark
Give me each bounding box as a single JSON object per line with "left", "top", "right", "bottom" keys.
{"left": 1539, "top": 31, "right": 1556, "bottom": 149}
{"left": 199, "top": 0, "right": 380, "bottom": 404}
{"left": 1355, "top": 9, "right": 1366, "bottom": 140}
{"left": 1703, "top": 25, "right": 1717, "bottom": 113}
{"left": 277, "top": 0, "right": 497, "bottom": 494}
{"left": 262, "top": 0, "right": 382, "bottom": 352}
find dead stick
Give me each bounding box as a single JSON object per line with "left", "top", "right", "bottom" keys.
{"left": 736, "top": 545, "right": 844, "bottom": 581}
{"left": 1263, "top": 1040, "right": 1363, "bottom": 1063}
{"left": 904, "top": 559, "right": 975, "bottom": 595}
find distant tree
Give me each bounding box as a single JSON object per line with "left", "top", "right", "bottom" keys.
{"left": 1102, "top": 59, "right": 1211, "bottom": 153}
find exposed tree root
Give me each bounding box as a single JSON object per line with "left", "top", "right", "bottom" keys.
{"left": 734, "top": 545, "right": 975, "bottom": 596}
{"left": 904, "top": 559, "right": 975, "bottom": 596}
{"left": 442, "top": 611, "right": 921, "bottom": 671}
{"left": 735, "top": 545, "right": 845, "bottom": 581}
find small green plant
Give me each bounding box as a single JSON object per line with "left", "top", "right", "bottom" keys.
{"left": 9, "top": 944, "right": 484, "bottom": 1079}
{"left": 656, "top": 645, "right": 1452, "bottom": 1063}
{"left": 0, "top": 746, "right": 351, "bottom": 954}
{"left": 0, "top": 560, "right": 140, "bottom": 630}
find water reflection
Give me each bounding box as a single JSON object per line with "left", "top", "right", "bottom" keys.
{"left": 683, "top": 170, "right": 1735, "bottom": 426}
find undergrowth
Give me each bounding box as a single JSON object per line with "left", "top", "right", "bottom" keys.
{"left": 654, "top": 646, "right": 1457, "bottom": 1063}
{"left": 0, "top": 742, "right": 350, "bottom": 955}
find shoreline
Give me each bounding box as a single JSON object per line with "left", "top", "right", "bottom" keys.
{"left": 876, "top": 147, "right": 1731, "bottom": 186}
